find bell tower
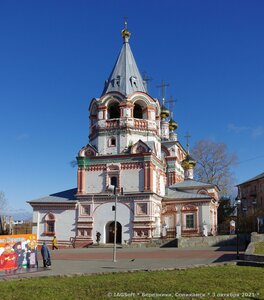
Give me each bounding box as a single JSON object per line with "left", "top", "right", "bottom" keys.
{"left": 87, "top": 23, "right": 161, "bottom": 158}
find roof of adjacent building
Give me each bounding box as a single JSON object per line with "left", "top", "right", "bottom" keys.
{"left": 164, "top": 179, "right": 219, "bottom": 200}
{"left": 101, "top": 28, "right": 147, "bottom": 96}
{"left": 169, "top": 179, "right": 216, "bottom": 190}
{"left": 237, "top": 172, "right": 264, "bottom": 186}
{"left": 165, "top": 188, "right": 211, "bottom": 200}
{"left": 27, "top": 188, "right": 77, "bottom": 204}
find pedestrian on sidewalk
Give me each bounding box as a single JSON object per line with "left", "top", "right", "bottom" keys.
{"left": 41, "top": 242, "right": 51, "bottom": 268}
{"left": 52, "top": 236, "right": 58, "bottom": 250}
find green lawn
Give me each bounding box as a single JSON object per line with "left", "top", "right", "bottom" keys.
{"left": 0, "top": 265, "right": 263, "bottom": 300}
{"left": 254, "top": 242, "right": 264, "bottom": 255}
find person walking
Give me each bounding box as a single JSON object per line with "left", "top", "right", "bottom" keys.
{"left": 40, "top": 242, "right": 51, "bottom": 268}
{"left": 52, "top": 236, "right": 58, "bottom": 250}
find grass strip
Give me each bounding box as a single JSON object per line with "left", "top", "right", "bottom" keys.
{"left": 0, "top": 265, "right": 263, "bottom": 300}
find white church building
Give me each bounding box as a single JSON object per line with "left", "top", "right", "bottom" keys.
{"left": 28, "top": 25, "right": 219, "bottom": 247}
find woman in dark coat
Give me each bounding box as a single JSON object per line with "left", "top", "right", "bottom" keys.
{"left": 40, "top": 242, "right": 51, "bottom": 268}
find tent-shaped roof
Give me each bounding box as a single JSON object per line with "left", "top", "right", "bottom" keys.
{"left": 101, "top": 27, "right": 146, "bottom": 96}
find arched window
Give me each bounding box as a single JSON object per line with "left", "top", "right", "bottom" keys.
{"left": 44, "top": 212, "right": 55, "bottom": 236}
{"left": 133, "top": 103, "right": 143, "bottom": 119}
{"left": 109, "top": 103, "right": 120, "bottom": 119}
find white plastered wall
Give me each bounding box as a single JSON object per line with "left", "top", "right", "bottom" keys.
{"left": 36, "top": 208, "right": 76, "bottom": 241}
{"left": 200, "top": 204, "right": 211, "bottom": 228}
{"left": 159, "top": 174, "right": 166, "bottom": 196}
{"left": 85, "top": 170, "right": 105, "bottom": 193}
{"left": 93, "top": 202, "right": 133, "bottom": 244}
{"left": 121, "top": 169, "right": 144, "bottom": 192}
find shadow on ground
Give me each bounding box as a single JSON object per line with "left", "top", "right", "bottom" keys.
{"left": 213, "top": 253, "right": 244, "bottom": 263}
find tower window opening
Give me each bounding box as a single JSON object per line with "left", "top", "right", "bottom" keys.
{"left": 116, "top": 75, "right": 120, "bottom": 87}
{"left": 130, "top": 76, "right": 137, "bottom": 87}
{"left": 133, "top": 103, "right": 143, "bottom": 119}
{"left": 110, "top": 137, "right": 116, "bottom": 147}
{"left": 109, "top": 103, "right": 120, "bottom": 119}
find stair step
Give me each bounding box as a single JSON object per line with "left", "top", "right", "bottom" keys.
{"left": 89, "top": 244, "right": 123, "bottom": 248}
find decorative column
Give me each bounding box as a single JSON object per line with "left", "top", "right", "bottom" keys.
{"left": 119, "top": 101, "right": 133, "bottom": 118}
{"left": 77, "top": 168, "right": 85, "bottom": 194}
{"left": 149, "top": 162, "right": 154, "bottom": 192}
{"left": 98, "top": 105, "right": 107, "bottom": 120}
{"left": 144, "top": 162, "right": 149, "bottom": 191}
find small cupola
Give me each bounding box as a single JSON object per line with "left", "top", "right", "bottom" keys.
{"left": 169, "top": 118, "right": 178, "bottom": 131}
{"left": 181, "top": 154, "right": 197, "bottom": 180}
{"left": 160, "top": 104, "right": 170, "bottom": 119}
{"left": 121, "top": 23, "right": 131, "bottom": 42}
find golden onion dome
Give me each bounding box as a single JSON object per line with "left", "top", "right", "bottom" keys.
{"left": 121, "top": 20, "right": 131, "bottom": 41}
{"left": 160, "top": 104, "right": 170, "bottom": 119}
{"left": 169, "top": 118, "right": 178, "bottom": 131}
{"left": 181, "top": 154, "right": 197, "bottom": 170}
{"left": 121, "top": 28, "right": 131, "bottom": 40}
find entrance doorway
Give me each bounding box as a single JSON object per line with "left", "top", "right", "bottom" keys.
{"left": 106, "top": 221, "right": 122, "bottom": 244}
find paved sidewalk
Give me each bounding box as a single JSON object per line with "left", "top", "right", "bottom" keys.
{"left": 0, "top": 246, "right": 242, "bottom": 280}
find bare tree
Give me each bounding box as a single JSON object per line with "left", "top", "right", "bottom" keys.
{"left": 0, "top": 191, "right": 7, "bottom": 212}
{"left": 191, "top": 140, "right": 237, "bottom": 196}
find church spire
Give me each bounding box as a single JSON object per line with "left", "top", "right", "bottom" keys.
{"left": 101, "top": 22, "right": 146, "bottom": 96}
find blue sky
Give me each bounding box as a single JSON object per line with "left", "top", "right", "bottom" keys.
{"left": 0, "top": 0, "right": 264, "bottom": 217}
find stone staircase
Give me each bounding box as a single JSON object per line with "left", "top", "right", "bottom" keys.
{"left": 64, "top": 234, "right": 251, "bottom": 249}
{"left": 88, "top": 243, "right": 123, "bottom": 249}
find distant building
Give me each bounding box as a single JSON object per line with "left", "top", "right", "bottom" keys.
{"left": 13, "top": 220, "right": 24, "bottom": 225}
{"left": 237, "top": 172, "right": 264, "bottom": 214}
{"left": 28, "top": 25, "right": 219, "bottom": 247}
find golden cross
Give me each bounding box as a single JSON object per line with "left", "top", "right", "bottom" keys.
{"left": 184, "top": 132, "right": 191, "bottom": 153}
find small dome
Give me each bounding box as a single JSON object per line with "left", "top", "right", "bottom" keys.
{"left": 181, "top": 154, "right": 196, "bottom": 170}
{"left": 169, "top": 118, "right": 178, "bottom": 131}
{"left": 160, "top": 104, "right": 170, "bottom": 119}
{"left": 121, "top": 28, "right": 131, "bottom": 40}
